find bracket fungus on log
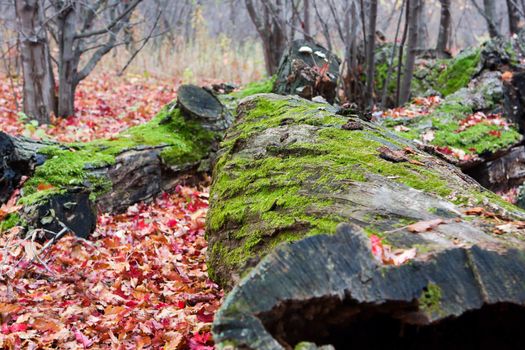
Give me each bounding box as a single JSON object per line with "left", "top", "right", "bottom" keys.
{"left": 1, "top": 85, "right": 231, "bottom": 238}
{"left": 206, "top": 94, "right": 525, "bottom": 349}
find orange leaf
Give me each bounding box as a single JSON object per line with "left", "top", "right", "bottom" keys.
{"left": 407, "top": 219, "right": 445, "bottom": 233}
{"left": 104, "top": 305, "right": 126, "bottom": 315}
{"left": 0, "top": 303, "right": 21, "bottom": 314}
{"left": 32, "top": 318, "right": 61, "bottom": 332}
{"left": 502, "top": 71, "right": 513, "bottom": 82}
{"left": 37, "top": 183, "right": 55, "bottom": 191}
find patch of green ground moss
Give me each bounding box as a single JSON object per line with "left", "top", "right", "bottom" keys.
{"left": 431, "top": 119, "right": 521, "bottom": 154}
{"left": 436, "top": 49, "right": 481, "bottom": 96}
{"left": 389, "top": 97, "right": 522, "bottom": 156}
{"left": 19, "top": 104, "right": 215, "bottom": 206}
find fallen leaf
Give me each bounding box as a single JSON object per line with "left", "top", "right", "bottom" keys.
{"left": 502, "top": 71, "right": 514, "bottom": 82}
{"left": 407, "top": 219, "right": 445, "bottom": 233}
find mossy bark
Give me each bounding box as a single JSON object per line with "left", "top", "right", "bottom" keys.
{"left": 2, "top": 91, "right": 228, "bottom": 237}
{"left": 207, "top": 94, "right": 525, "bottom": 349}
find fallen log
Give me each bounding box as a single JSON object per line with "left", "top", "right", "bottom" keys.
{"left": 206, "top": 94, "right": 525, "bottom": 349}
{"left": 1, "top": 85, "right": 230, "bottom": 238}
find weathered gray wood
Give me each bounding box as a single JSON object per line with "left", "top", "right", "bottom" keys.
{"left": 207, "top": 94, "right": 525, "bottom": 349}
{"left": 214, "top": 224, "right": 525, "bottom": 349}
{"left": 177, "top": 84, "right": 232, "bottom": 131}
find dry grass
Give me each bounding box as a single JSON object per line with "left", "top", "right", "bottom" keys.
{"left": 98, "top": 8, "right": 266, "bottom": 85}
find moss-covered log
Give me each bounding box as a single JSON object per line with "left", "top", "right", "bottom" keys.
{"left": 206, "top": 94, "right": 525, "bottom": 349}
{"left": 1, "top": 85, "right": 229, "bottom": 237}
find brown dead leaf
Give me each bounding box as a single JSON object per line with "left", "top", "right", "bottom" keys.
{"left": 407, "top": 219, "right": 445, "bottom": 233}
{"left": 377, "top": 146, "right": 409, "bottom": 163}
{"left": 463, "top": 207, "right": 485, "bottom": 216}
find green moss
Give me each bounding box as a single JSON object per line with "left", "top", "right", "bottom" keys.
{"left": 0, "top": 213, "right": 22, "bottom": 232}
{"left": 207, "top": 96, "right": 470, "bottom": 283}
{"left": 432, "top": 119, "right": 522, "bottom": 154}
{"left": 390, "top": 96, "right": 522, "bottom": 157}
{"left": 436, "top": 49, "right": 480, "bottom": 96}
{"left": 230, "top": 76, "right": 276, "bottom": 99}
{"left": 19, "top": 104, "right": 216, "bottom": 206}
{"left": 419, "top": 282, "right": 443, "bottom": 316}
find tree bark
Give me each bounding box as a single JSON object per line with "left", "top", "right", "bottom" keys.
{"left": 56, "top": 6, "right": 79, "bottom": 117}
{"left": 303, "top": 0, "right": 311, "bottom": 41}
{"left": 507, "top": 0, "right": 522, "bottom": 34}
{"left": 436, "top": 0, "right": 451, "bottom": 55}
{"left": 365, "top": 0, "right": 378, "bottom": 108}
{"left": 245, "top": 0, "right": 287, "bottom": 75}
{"left": 483, "top": 0, "right": 501, "bottom": 38}
{"left": 207, "top": 93, "right": 525, "bottom": 349}
{"left": 399, "top": 0, "right": 420, "bottom": 104}
{"left": 15, "top": 0, "right": 56, "bottom": 124}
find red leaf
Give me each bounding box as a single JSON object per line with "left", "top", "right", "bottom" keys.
{"left": 370, "top": 235, "right": 384, "bottom": 261}
{"left": 9, "top": 323, "right": 28, "bottom": 333}
{"left": 167, "top": 219, "right": 178, "bottom": 229}
{"left": 196, "top": 308, "right": 214, "bottom": 323}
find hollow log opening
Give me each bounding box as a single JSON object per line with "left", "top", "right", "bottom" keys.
{"left": 261, "top": 298, "right": 525, "bottom": 350}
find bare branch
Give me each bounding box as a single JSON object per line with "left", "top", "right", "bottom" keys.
{"left": 74, "top": 0, "right": 142, "bottom": 39}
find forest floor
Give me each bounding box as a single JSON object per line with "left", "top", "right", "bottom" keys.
{"left": 0, "top": 73, "right": 221, "bottom": 349}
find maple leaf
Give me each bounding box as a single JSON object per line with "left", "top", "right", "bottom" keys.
{"left": 407, "top": 219, "right": 445, "bottom": 233}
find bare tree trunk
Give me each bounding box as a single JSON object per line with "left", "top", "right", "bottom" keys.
{"left": 399, "top": 0, "right": 420, "bottom": 105}
{"left": 303, "top": 0, "right": 312, "bottom": 41}
{"left": 381, "top": 0, "right": 407, "bottom": 108}
{"left": 507, "top": 0, "right": 522, "bottom": 34}
{"left": 56, "top": 7, "right": 79, "bottom": 118}
{"left": 417, "top": 0, "right": 427, "bottom": 49}
{"left": 483, "top": 0, "right": 501, "bottom": 38}
{"left": 396, "top": 0, "right": 410, "bottom": 106}
{"left": 245, "top": 0, "right": 287, "bottom": 75}
{"left": 436, "top": 0, "right": 451, "bottom": 55}
{"left": 15, "top": 0, "right": 56, "bottom": 124}
{"left": 365, "top": 0, "right": 378, "bottom": 108}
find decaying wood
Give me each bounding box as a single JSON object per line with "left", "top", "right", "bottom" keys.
{"left": 1, "top": 85, "right": 230, "bottom": 238}
{"left": 207, "top": 94, "right": 525, "bottom": 349}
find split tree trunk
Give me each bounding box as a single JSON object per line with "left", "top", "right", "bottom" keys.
{"left": 245, "top": 0, "right": 287, "bottom": 75}
{"left": 15, "top": 0, "right": 56, "bottom": 124}
{"left": 207, "top": 94, "right": 525, "bottom": 349}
